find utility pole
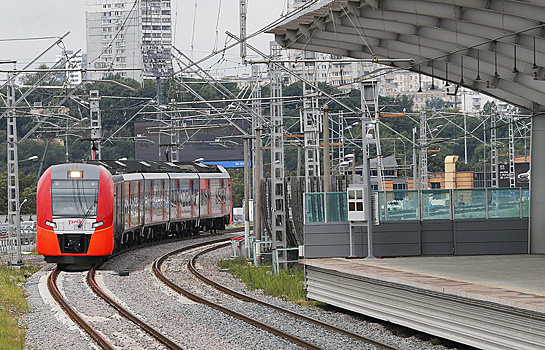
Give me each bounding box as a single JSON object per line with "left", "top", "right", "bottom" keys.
{"left": 491, "top": 111, "right": 498, "bottom": 188}
{"left": 239, "top": 0, "right": 247, "bottom": 64}
{"left": 254, "top": 127, "right": 262, "bottom": 261}
{"left": 360, "top": 81, "right": 376, "bottom": 259}
{"left": 323, "top": 104, "right": 331, "bottom": 193}
{"left": 269, "top": 42, "right": 287, "bottom": 258}
{"left": 463, "top": 90, "right": 467, "bottom": 164}
{"left": 302, "top": 51, "right": 320, "bottom": 193}
{"left": 169, "top": 99, "right": 180, "bottom": 162}
{"left": 7, "top": 70, "right": 22, "bottom": 266}
{"left": 412, "top": 127, "right": 417, "bottom": 190}
{"left": 243, "top": 136, "right": 250, "bottom": 257}
{"left": 419, "top": 110, "right": 428, "bottom": 190}
{"left": 251, "top": 65, "right": 262, "bottom": 260}
{"left": 89, "top": 90, "right": 101, "bottom": 160}
{"left": 508, "top": 111, "right": 516, "bottom": 188}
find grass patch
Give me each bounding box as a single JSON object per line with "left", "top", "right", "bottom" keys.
{"left": 219, "top": 258, "right": 320, "bottom": 305}
{"left": 0, "top": 264, "right": 40, "bottom": 350}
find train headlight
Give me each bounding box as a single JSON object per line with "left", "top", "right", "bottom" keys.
{"left": 92, "top": 221, "right": 104, "bottom": 228}
{"left": 45, "top": 220, "right": 57, "bottom": 228}
{"left": 68, "top": 170, "right": 82, "bottom": 178}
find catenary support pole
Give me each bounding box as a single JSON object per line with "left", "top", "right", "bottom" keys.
{"left": 254, "top": 127, "right": 262, "bottom": 262}
{"left": 323, "top": 104, "right": 331, "bottom": 193}
{"left": 243, "top": 137, "right": 250, "bottom": 257}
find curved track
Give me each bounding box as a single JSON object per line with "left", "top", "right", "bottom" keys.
{"left": 153, "top": 238, "right": 323, "bottom": 350}
{"left": 45, "top": 230, "right": 244, "bottom": 350}
{"left": 87, "top": 267, "right": 184, "bottom": 350}
{"left": 189, "top": 244, "right": 399, "bottom": 350}
{"left": 154, "top": 239, "right": 400, "bottom": 350}
{"left": 47, "top": 268, "right": 115, "bottom": 350}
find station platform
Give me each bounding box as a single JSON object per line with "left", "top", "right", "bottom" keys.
{"left": 300, "top": 255, "right": 545, "bottom": 349}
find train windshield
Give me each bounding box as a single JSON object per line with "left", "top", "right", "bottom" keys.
{"left": 51, "top": 180, "right": 99, "bottom": 217}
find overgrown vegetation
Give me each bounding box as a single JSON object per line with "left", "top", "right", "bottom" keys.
{"left": 0, "top": 264, "right": 40, "bottom": 349}
{"left": 219, "top": 258, "right": 318, "bottom": 305}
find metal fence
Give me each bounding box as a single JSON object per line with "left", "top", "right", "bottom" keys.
{"left": 0, "top": 237, "right": 36, "bottom": 254}
{"left": 306, "top": 188, "right": 529, "bottom": 223}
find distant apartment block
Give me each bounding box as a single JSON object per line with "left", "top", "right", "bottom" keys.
{"left": 86, "top": 0, "right": 172, "bottom": 82}
{"left": 55, "top": 50, "right": 87, "bottom": 86}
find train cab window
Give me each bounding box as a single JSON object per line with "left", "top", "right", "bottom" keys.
{"left": 51, "top": 180, "right": 99, "bottom": 217}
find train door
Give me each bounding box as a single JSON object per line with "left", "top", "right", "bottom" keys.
{"left": 153, "top": 180, "right": 161, "bottom": 222}
{"left": 200, "top": 179, "right": 209, "bottom": 217}
{"left": 173, "top": 179, "right": 181, "bottom": 220}
{"left": 227, "top": 178, "right": 232, "bottom": 217}
{"left": 219, "top": 179, "right": 226, "bottom": 214}
{"left": 124, "top": 181, "right": 131, "bottom": 230}
{"left": 210, "top": 179, "right": 221, "bottom": 215}
{"left": 162, "top": 179, "right": 168, "bottom": 221}
{"left": 144, "top": 179, "right": 152, "bottom": 224}
{"left": 180, "top": 179, "right": 190, "bottom": 219}
{"left": 191, "top": 179, "right": 198, "bottom": 218}
{"left": 134, "top": 181, "right": 142, "bottom": 227}
{"left": 115, "top": 182, "right": 124, "bottom": 233}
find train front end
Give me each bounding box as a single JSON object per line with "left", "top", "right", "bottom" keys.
{"left": 36, "top": 164, "right": 114, "bottom": 266}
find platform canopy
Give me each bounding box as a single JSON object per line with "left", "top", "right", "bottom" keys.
{"left": 269, "top": 0, "right": 545, "bottom": 112}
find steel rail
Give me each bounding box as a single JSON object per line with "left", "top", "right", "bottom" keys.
{"left": 152, "top": 239, "right": 324, "bottom": 350}
{"left": 87, "top": 268, "right": 184, "bottom": 350}
{"left": 189, "top": 244, "right": 400, "bottom": 350}
{"left": 47, "top": 268, "right": 114, "bottom": 350}
{"left": 46, "top": 230, "right": 242, "bottom": 350}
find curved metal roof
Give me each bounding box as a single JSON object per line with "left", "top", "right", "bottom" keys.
{"left": 269, "top": 0, "right": 545, "bottom": 112}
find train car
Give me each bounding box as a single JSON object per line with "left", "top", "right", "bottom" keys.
{"left": 37, "top": 160, "right": 231, "bottom": 267}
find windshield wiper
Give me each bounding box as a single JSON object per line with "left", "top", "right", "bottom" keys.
{"left": 78, "top": 191, "right": 98, "bottom": 228}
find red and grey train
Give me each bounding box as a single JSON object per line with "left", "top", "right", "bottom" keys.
{"left": 36, "top": 160, "right": 232, "bottom": 266}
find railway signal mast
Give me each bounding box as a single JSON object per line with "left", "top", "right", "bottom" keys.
{"left": 89, "top": 90, "right": 101, "bottom": 160}
{"left": 6, "top": 70, "right": 22, "bottom": 265}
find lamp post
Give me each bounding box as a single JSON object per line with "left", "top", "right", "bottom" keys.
{"left": 344, "top": 154, "right": 355, "bottom": 183}
{"left": 21, "top": 155, "right": 38, "bottom": 162}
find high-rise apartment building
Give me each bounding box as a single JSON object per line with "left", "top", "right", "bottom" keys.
{"left": 86, "top": 0, "right": 172, "bottom": 82}
{"left": 55, "top": 51, "right": 88, "bottom": 86}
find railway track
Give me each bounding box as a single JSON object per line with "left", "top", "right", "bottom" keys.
{"left": 87, "top": 267, "right": 184, "bottom": 349}
{"left": 45, "top": 230, "right": 241, "bottom": 350}
{"left": 190, "top": 243, "right": 400, "bottom": 350}
{"left": 47, "top": 269, "right": 114, "bottom": 350}
{"left": 48, "top": 266, "right": 184, "bottom": 350}
{"left": 153, "top": 239, "right": 400, "bottom": 350}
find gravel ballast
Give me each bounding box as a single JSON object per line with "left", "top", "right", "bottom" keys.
{"left": 23, "top": 232, "right": 467, "bottom": 349}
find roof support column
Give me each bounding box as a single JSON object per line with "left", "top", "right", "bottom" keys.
{"left": 529, "top": 112, "right": 545, "bottom": 253}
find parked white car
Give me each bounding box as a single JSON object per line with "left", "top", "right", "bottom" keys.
{"left": 20, "top": 221, "right": 37, "bottom": 244}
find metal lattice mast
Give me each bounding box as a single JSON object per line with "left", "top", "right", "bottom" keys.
{"left": 251, "top": 65, "right": 263, "bottom": 250}
{"left": 338, "top": 111, "right": 345, "bottom": 174}
{"left": 301, "top": 51, "right": 320, "bottom": 192}
{"left": 251, "top": 65, "right": 263, "bottom": 196}
{"left": 239, "top": 0, "right": 247, "bottom": 63}
{"left": 508, "top": 112, "right": 516, "bottom": 188}
{"left": 491, "top": 112, "right": 498, "bottom": 188}
{"left": 89, "top": 90, "right": 101, "bottom": 160}
{"left": 269, "top": 42, "right": 286, "bottom": 251}
{"left": 419, "top": 110, "right": 428, "bottom": 190}
{"left": 170, "top": 99, "right": 180, "bottom": 162}
{"left": 7, "top": 71, "right": 22, "bottom": 265}
{"left": 371, "top": 83, "right": 383, "bottom": 191}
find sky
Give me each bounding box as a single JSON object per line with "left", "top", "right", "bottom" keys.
{"left": 0, "top": 0, "right": 289, "bottom": 74}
